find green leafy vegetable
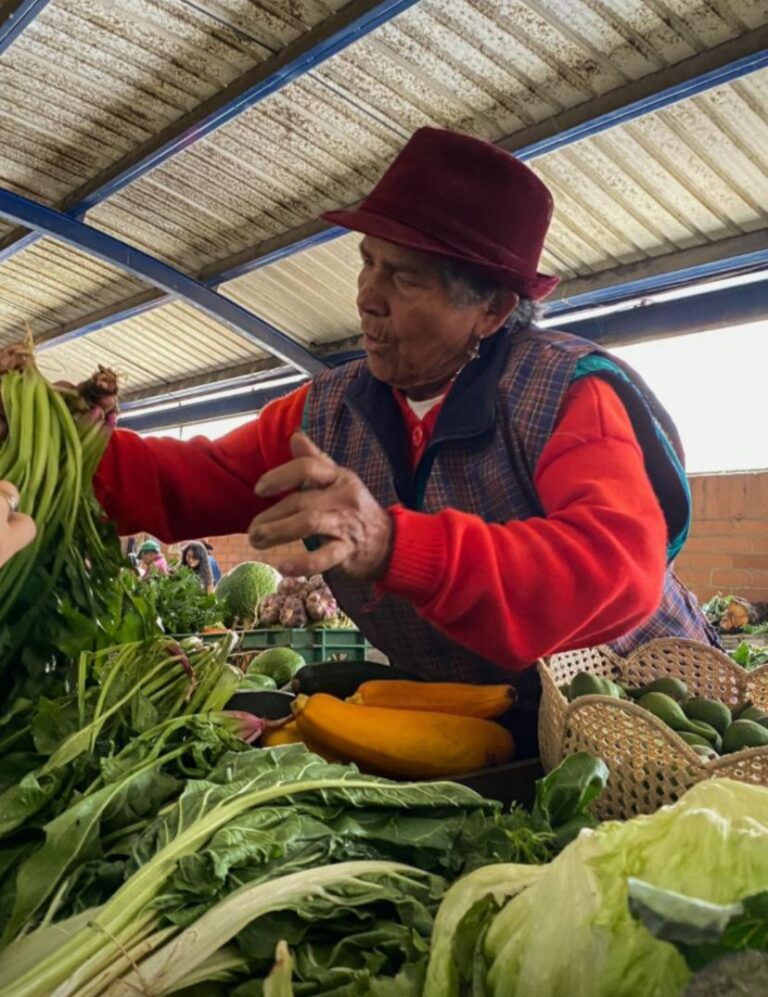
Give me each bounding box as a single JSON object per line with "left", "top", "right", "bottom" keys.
{"left": 142, "top": 566, "right": 227, "bottom": 635}
{"left": 531, "top": 751, "right": 609, "bottom": 847}
{"left": 729, "top": 641, "right": 768, "bottom": 670}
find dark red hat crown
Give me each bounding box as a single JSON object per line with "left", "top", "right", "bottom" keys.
{"left": 324, "top": 127, "right": 558, "bottom": 300}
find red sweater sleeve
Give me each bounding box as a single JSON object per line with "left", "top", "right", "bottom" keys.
{"left": 378, "top": 377, "right": 668, "bottom": 669}
{"left": 94, "top": 384, "right": 308, "bottom": 541}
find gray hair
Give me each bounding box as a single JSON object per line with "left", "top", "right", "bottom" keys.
{"left": 437, "top": 256, "right": 543, "bottom": 328}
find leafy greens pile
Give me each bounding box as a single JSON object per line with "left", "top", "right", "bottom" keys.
{"left": 0, "top": 660, "right": 606, "bottom": 997}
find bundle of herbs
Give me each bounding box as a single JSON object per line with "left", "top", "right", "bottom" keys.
{"left": 0, "top": 346, "right": 125, "bottom": 691}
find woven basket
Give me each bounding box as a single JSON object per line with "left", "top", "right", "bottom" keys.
{"left": 538, "top": 638, "right": 768, "bottom": 820}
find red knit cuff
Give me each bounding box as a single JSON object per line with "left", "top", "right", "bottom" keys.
{"left": 377, "top": 506, "right": 447, "bottom": 605}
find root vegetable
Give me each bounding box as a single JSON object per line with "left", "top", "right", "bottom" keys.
{"left": 305, "top": 590, "right": 338, "bottom": 622}
{"left": 280, "top": 595, "right": 308, "bottom": 628}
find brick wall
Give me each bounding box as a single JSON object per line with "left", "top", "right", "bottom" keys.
{"left": 204, "top": 534, "right": 301, "bottom": 575}
{"left": 675, "top": 471, "right": 768, "bottom": 603}
{"left": 202, "top": 471, "right": 768, "bottom": 604}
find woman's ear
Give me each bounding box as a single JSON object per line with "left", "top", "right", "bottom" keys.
{"left": 474, "top": 291, "right": 520, "bottom": 339}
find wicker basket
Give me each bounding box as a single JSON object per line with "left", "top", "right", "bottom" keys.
{"left": 538, "top": 638, "right": 768, "bottom": 820}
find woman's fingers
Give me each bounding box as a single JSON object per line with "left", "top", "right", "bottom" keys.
{"left": 255, "top": 453, "right": 339, "bottom": 498}
{"left": 250, "top": 506, "right": 344, "bottom": 549}
{"left": 274, "top": 539, "right": 350, "bottom": 578}
{"left": 7, "top": 512, "right": 36, "bottom": 551}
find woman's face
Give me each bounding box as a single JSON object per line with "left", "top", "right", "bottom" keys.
{"left": 356, "top": 237, "right": 518, "bottom": 396}
{"left": 185, "top": 552, "right": 200, "bottom": 568}
{"left": 141, "top": 551, "right": 158, "bottom": 565}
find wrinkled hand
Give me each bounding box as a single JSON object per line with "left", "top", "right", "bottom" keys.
{"left": 249, "top": 433, "right": 393, "bottom": 581}
{"left": 0, "top": 481, "right": 36, "bottom": 568}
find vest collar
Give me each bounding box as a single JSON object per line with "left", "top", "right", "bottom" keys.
{"left": 344, "top": 325, "right": 513, "bottom": 443}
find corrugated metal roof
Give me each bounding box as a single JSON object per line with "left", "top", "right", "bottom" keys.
{"left": 192, "top": 66, "right": 768, "bottom": 358}
{"left": 222, "top": 233, "right": 361, "bottom": 346}
{"left": 36, "top": 298, "right": 265, "bottom": 393}
{"left": 0, "top": 236, "right": 144, "bottom": 345}
{"left": 0, "top": 0, "right": 765, "bottom": 399}
{"left": 0, "top": 0, "right": 347, "bottom": 206}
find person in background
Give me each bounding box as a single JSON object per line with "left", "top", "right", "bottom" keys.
{"left": 125, "top": 536, "right": 140, "bottom": 574}
{"left": 204, "top": 541, "right": 222, "bottom": 585}
{"left": 138, "top": 539, "right": 169, "bottom": 578}
{"left": 0, "top": 481, "right": 35, "bottom": 569}
{"left": 181, "top": 541, "right": 215, "bottom": 593}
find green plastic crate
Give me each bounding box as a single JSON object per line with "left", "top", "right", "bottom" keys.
{"left": 238, "top": 627, "right": 370, "bottom": 664}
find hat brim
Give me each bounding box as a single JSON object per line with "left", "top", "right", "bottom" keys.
{"left": 322, "top": 206, "right": 559, "bottom": 301}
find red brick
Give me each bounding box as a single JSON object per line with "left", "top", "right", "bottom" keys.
{"left": 691, "top": 519, "right": 739, "bottom": 537}
{"left": 679, "top": 535, "right": 716, "bottom": 553}
{"left": 706, "top": 535, "right": 755, "bottom": 555}
{"left": 676, "top": 552, "right": 733, "bottom": 573}
{"left": 710, "top": 569, "right": 768, "bottom": 592}
{"left": 732, "top": 554, "right": 768, "bottom": 571}
{"left": 730, "top": 519, "right": 768, "bottom": 536}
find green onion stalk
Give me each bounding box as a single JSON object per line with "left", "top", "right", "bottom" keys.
{"left": 0, "top": 346, "right": 124, "bottom": 689}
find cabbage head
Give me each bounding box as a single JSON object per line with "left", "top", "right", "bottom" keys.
{"left": 216, "top": 561, "right": 280, "bottom": 626}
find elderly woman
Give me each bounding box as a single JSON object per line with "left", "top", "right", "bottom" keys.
{"left": 92, "top": 128, "right": 716, "bottom": 754}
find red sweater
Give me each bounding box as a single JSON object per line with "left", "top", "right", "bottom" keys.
{"left": 95, "top": 377, "right": 667, "bottom": 669}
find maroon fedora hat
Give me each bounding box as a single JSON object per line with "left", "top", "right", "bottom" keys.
{"left": 323, "top": 127, "right": 559, "bottom": 300}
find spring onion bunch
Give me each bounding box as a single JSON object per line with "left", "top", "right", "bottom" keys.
{"left": 0, "top": 345, "right": 123, "bottom": 685}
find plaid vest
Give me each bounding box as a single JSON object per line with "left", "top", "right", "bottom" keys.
{"left": 305, "top": 327, "right": 718, "bottom": 686}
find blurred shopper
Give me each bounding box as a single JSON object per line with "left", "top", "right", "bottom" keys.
{"left": 203, "top": 541, "right": 222, "bottom": 585}
{"left": 138, "top": 539, "right": 169, "bottom": 577}
{"left": 181, "top": 541, "right": 215, "bottom": 593}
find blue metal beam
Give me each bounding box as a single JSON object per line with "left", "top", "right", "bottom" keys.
{"left": 118, "top": 381, "right": 302, "bottom": 434}
{"left": 0, "top": 0, "right": 50, "bottom": 57}
{"left": 546, "top": 249, "right": 768, "bottom": 315}
{"left": 0, "top": 188, "right": 328, "bottom": 375}
{"left": 0, "top": 0, "right": 421, "bottom": 267}
{"left": 501, "top": 47, "right": 768, "bottom": 161}
{"left": 557, "top": 278, "right": 768, "bottom": 346}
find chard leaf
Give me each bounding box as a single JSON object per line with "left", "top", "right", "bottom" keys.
{"left": 109, "top": 862, "right": 435, "bottom": 996}
{"left": 0, "top": 770, "right": 62, "bottom": 838}
{"left": 31, "top": 698, "right": 79, "bottom": 756}
{"left": 531, "top": 752, "right": 608, "bottom": 837}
